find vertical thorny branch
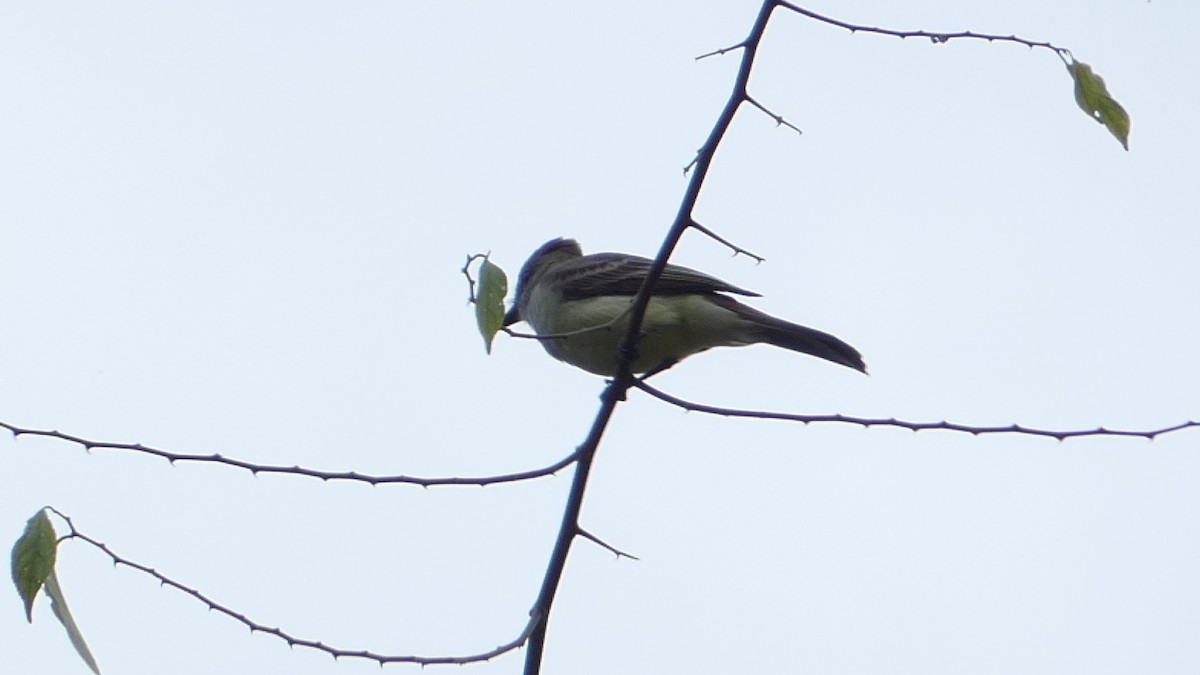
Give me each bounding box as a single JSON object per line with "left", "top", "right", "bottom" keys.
{"left": 521, "top": 3, "right": 779, "bottom": 673}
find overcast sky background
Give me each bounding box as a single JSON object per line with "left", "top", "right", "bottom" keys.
{"left": 3, "top": 2, "right": 1198, "bottom": 674}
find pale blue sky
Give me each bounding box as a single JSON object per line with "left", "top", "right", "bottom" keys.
{"left": 3, "top": 2, "right": 1198, "bottom": 674}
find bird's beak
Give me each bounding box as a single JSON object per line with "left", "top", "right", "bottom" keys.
{"left": 503, "top": 305, "right": 521, "bottom": 327}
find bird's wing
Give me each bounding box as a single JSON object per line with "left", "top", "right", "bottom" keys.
{"left": 555, "top": 252, "right": 760, "bottom": 299}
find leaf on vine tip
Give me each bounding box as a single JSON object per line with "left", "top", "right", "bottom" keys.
{"left": 474, "top": 256, "right": 508, "bottom": 354}
{"left": 11, "top": 509, "right": 57, "bottom": 622}
{"left": 1067, "top": 60, "right": 1131, "bottom": 150}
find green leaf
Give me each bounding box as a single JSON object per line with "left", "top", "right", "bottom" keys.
{"left": 11, "top": 509, "right": 57, "bottom": 622}
{"left": 474, "top": 256, "right": 508, "bottom": 354}
{"left": 45, "top": 570, "right": 102, "bottom": 674}
{"left": 1068, "top": 60, "right": 1131, "bottom": 150}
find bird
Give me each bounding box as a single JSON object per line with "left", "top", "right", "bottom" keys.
{"left": 503, "top": 238, "right": 865, "bottom": 376}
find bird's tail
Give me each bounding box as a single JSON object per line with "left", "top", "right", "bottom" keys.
{"left": 713, "top": 295, "right": 867, "bottom": 373}
{"left": 756, "top": 318, "right": 867, "bottom": 373}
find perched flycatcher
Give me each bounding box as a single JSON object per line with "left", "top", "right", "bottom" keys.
{"left": 503, "top": 238, "right": 866, "bottom": 376}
